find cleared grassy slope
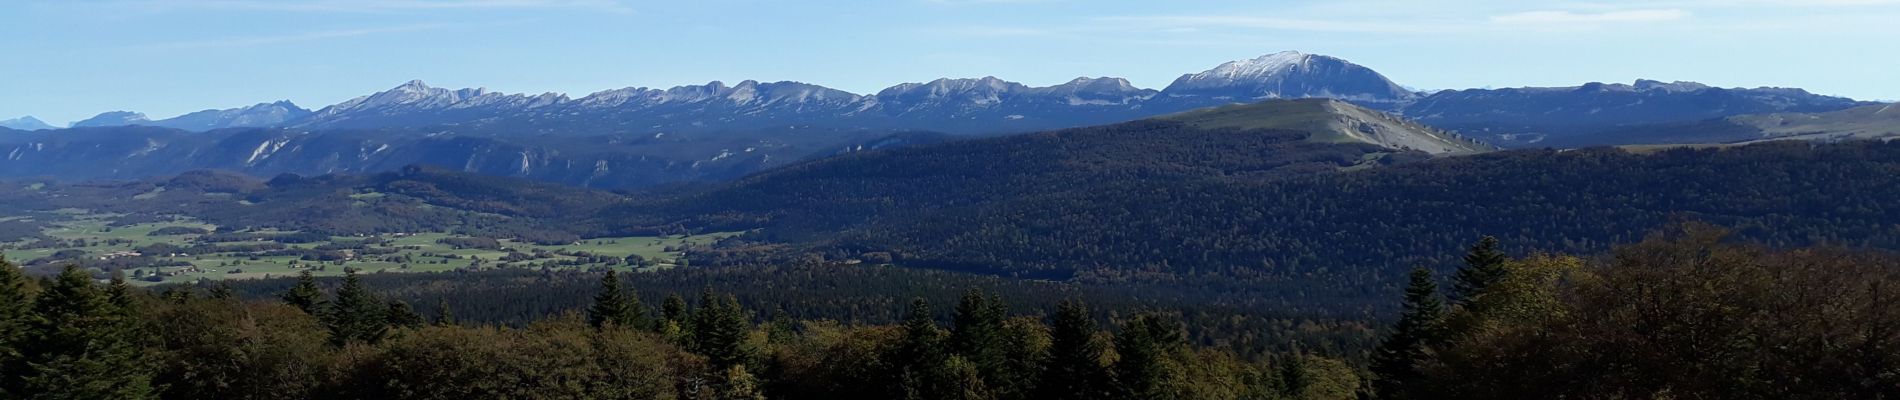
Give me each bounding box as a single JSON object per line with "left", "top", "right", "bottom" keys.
{"left": 1159, "top": 99, "right": 1493, "bottom": 155}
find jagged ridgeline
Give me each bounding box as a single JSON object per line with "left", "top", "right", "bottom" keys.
{"left": 5, "top": 51, "right": 1881, "bottom": 191}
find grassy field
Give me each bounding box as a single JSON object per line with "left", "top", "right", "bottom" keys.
{"left": 0, "top": 211, "right": 738, "bottom": 285}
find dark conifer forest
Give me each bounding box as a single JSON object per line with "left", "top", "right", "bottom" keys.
{"left": 3, "top": 224, "right": 1894, "bottom": 399}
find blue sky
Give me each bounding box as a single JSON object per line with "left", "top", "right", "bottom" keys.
{"left": 3, "top": 0, "right": 1897, "bottom": 125}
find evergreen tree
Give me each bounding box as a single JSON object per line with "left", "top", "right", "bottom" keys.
{"left": 1452, "top": 236, "right": 1509, "bottom": 304}
{"left": 659, "top": 293, "right": 690, "bottom": 343}
{"left": 1038, "top": 299, "right": 1111, "bottom": 400}
{"left": 105, "top": 272, "right": 135, "bottom": 317}
{"left": 951, "top": 290, "right": 1020, "bottom": 399}
{"left": 433, "top": 298, "right": 457, "bottom": 327}
{"left": 324, "top": 269, "right": 387, "bottom": 346}
{"left": 1279, "top": 353, "right": 1310, "bottom": 399}
{"left": 385, "top": 300, "right": 425, "bottom": 329}
{"left": 280, "top": 270, "right": 324, "bottom": 314}
{"left": 1113, "top": 313, "right": 1185, "bottom": 400}
{"left": 208, "top": 282, "right": 236, "bottom": 300}
{"left": 16, "top": 266, "right": 156, "bottom": 399}
{"left": 1371, "top": 267, "right": 1446, "bottom": 400}
{"left": 161, "top": 286, "right": 192, "bottom": 304}
{"left": 691, "top": 289, "right": 751, "bottom": 370}
{"left": 766, "top": 308, "right": 797, "bottom": 345}
{"left": 951, "top": 290, "right": 1007, "bottom": 365}
{"left": 0, "top": 257, "right": 32, "bottom": 398}
{"left": 662, "top": 293, "right": 687, "bottom": 323}
{"left": 587, "top": 269, "right": 644, "bottom": 329}
{"left": 896, "top": 298, "right": 950, "bottom": 399}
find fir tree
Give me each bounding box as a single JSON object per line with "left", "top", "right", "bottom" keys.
{"left": 587, "top": 269, "right": 644, "bottom": 329}
{"left": 385, "top": 300, "right": 425, "bottom": 329}
{"left": 1371, "top": 267, "right": 1447, "bottom": 400}
{"left": 1038, "top": 299, "right": 1111, "bottom": 400}
{"left": 0, "top": 257, "right": 31, "bottom": 397}
{"left": 208, "top": 282, "right": 236, "bottom": 300}
{"left": 324, "top": 269, "right": 387, "bottom": 346}
{"left": 280, "top": 270, "right": 324, "bottom": 315}
{"left": 16, "top": 266, "right": 156, "bottom": 399}
{"left": 896, "top": 298, "right": 949, "bottom": 399}
{"left": 691, "top": 289, "right": 751, "bottom": 370}
{"left": 433, "top": 298, "right": 457, "bottom": 327}
{"left": 1113, "top": 312, "right": 1185, "bottom": 400}
{"left": 1452, "top": 236, "right": 1509, "bottom": 304}
{"left": 659, "top": 293, "right": 690, "bottom": 344}
{"left": 662, "top": 293, "right": 687, "bottom": 323}
{"left": 1278, "top": 354, "right": 1310, "bottom": 399}
{"left": 950, "top": 290, "right": 1015, "bottom": 398}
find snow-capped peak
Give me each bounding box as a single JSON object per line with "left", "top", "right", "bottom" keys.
{"left": 1176, "top": 51, "right": 1317, "bottom": 87}
{"left": 1161, "top": 51, "right": 1414, "bottom": 103}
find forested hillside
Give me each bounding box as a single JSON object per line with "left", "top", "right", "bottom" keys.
{"left": 4, "top": 225, "right": 1893, "bottom": 400}
{"left": 0, "top": 166, "right": 630, "bottom": 243}
{"left": 616, "top": 139, "right": 1900, "bottom": 305}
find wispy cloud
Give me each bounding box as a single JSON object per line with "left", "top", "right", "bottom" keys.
{"left": 1094, "top": 15, "right": 1466, "bottom": 34}
{"left": 923, "top": 0, "right": 1048, "bottom": 4}
{"left": 124, "top": 0, "right": 630, "bottom": 13}
{"left": 1490, "top": 9, "right": 1688, "bottom": 25}
{"left": 140, "top": 24, "right": 457, "bottom": 50}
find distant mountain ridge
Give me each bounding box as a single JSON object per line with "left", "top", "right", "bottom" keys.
{"left": 1402, "top": 79, "right": 1870, "bottom": 146}
{"left": 57, "top": 51, "right": 1869, "bottom": 151}
{"left": 70, "top": 102, "right": 311, "bottom": 131}
{"left": 63, "top": 51, "right": 1418, "bottom": 135}
{"left": 0, "top": 116, "right": 55, "bottom": 131}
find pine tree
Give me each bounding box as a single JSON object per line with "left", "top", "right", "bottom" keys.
{"left": 324, "top": 269, "right": 387, "bottom": 346}
{"left": 896, "top": 298, "right": 949, "bottom": 399}
{"left": 1451, "top": 236, "right": 1509, "bottom": 304}
{"left": 1278, "top": 353, "right": 1310, "bottom": 399}
{"left": 1371, "top": 267, "right": 1446, "bottom": 400}
{"left": 208, "top": 282, "right": 236, "bottom": 300}
{"left": 105, "top": 272, "right": 135, "bottom": 316}
{"left": 691, "top": 289, "right": 751, "bottom": 370}
{"left": 16, "top": 266, "right": 156, "bottom": 399}
{"left": 660, "top": 293, "right": 690, "bottom": 343}
{"left": 588, "top": 270, "right": 644, "bottom": 329}
{"left": 280, "top": 270, "right": 324, "bottom": 314}
{"left": 951, "top": 290, "right": 1007, "bottom": 363}
{"left": 433, "top": 298, "right": 457, "bottom": 327}
{"left": 1113, "top": 313, "right": 1185, "bottom": 400}
{"left": 0, "top": 257, "right": 33, "bottom": 397}
{"left": 1038, "top": 299, "right": 1111, "bottom": 400}
{"left": 950, "top": 290, "right": 1015, "bottom": 398}
{"left": 385, "top": 300, "right": 425, "bottom": 329}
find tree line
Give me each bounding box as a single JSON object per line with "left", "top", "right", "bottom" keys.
{"left": 5, "top": 222, "right": 1897, "bottom": 399}
{"left": 0, "top": 259, "right": 1358, "bottom": 400}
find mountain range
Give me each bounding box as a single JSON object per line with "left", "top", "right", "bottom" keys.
{"left": 1, "top": 50, "right": 1886, "bottom": 189}
{"left": 37, "top": 51, "right": 1869, "bottom": 145}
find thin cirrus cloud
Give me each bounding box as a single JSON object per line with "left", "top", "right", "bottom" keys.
{"left": 127, "top": 0, "right": 630, "bottom": 13}
{"left": 139, "top": 24, "right": 457, "bottom": 50}
{"left": 1490, "top": 9, "right": 1690, "bottom": 24}
{"left": 1091, "top": 15, "right": 1465, "bottom": 34}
